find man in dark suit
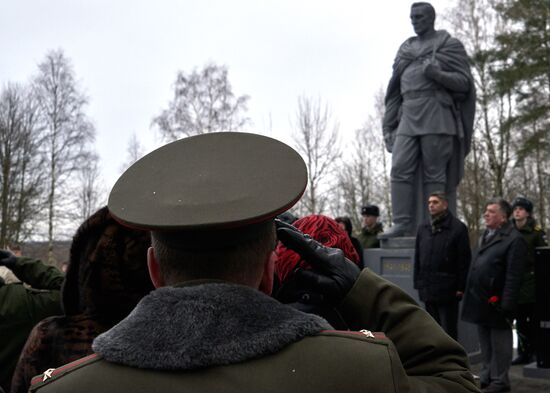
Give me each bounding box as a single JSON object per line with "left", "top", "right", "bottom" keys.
{"left": 414, "top": 191, "right": 470, "bottom": 340}
{"left": 462, "top": 198, "right": 527, "bottom": 393}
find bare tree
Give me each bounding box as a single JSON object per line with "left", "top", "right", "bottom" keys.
{"left": 153, "top": 63, "right": 250, "bottom": 140}
{"left": 120, "top": 132, "right": 145, "bottom": 173}
{"left": 33, "top": 49, "right": 95, "bottom": 258}
{"left": 444, "top": 0, "right": 517, "bottom": 239}
{"left": 291, "top": 96, "right": 340, "bottom": 215}
{"left": 74, "top": 152, "right": 105, "bottom": 223}
{"left": 331, "top": 88, "right": 390, "bottom": 232}
{"left": 0, "top": 83, "right": 44, "bottom": 247}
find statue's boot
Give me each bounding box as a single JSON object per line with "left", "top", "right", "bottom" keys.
{"left": 379, "top": 181, "right": 414, "bottom": 238}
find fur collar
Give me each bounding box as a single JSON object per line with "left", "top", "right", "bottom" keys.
{"left": 92, "top": 282, "right": 331, "bottom": 370}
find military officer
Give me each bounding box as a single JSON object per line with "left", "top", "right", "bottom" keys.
{"left": 358, "top": 205, "right": 384, "bottom": 249}
{"left": 511, "top": 197, "right": 548, "bottom": 365}
{"left": 30, "top": 132, "right": 479, "bottom": 393}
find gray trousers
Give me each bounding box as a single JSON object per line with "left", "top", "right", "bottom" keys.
{"left": 389, "top": 134, "right": 454, "bottom": 226}
{"left": 391, "top": 134, "right": 454, "bottom": 186}
{"left": 477, "top": 324, "right": 512, "bottom": 389}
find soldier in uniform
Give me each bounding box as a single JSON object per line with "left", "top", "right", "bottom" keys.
{"left": 0, "top": 251, "right": 63, "bottom": 393}
{"left": 510, "top": 197, "right": 548, "bottom": 365}
{"left": 358, "top": 205, "right": 383, "bottom": 249}
{"left": 29, "top": 132, "right": 479, "bottom": 393}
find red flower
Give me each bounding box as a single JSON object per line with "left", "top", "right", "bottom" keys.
{"left": 488, "top": 295, "right": 500, "bottom": 304}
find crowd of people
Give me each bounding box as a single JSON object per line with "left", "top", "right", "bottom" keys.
{"left": 0, "top": 132, "right": 546, "bottom": 393}
{"left": 1, "top": 132, "right": 481, "bottom": 393}
{"left": 412, "top": 193, "right": 547, "bottom": 393}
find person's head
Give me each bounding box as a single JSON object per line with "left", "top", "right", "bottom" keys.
{"left": 275, "top": 215, "right": 360, "bottom": 284}
{"left": 428, "top": 191, "right": 448, "bottom": 217}
{"left": 361, "top": 205, "right": 380, "bottom": 228}
{"left": 484, "top": 198, "right": 512, "bottom": 230}
{"left": 108, "top": 132, "right": 307, "bottom": 295}
{"left": 334, "top": 216, "right": 353, "bottom": 236}
{"left": 63, "top": 206, "right": 153, "bottom": 322}
{"left": 512, "top": 197, "right": 533, "bottom": 223}
{"left": 410, "top": 2, "right": 436, "bottom": 36}
{"left": 149, "top": 222, "right": 277, "bottom": 290}
{"left": 8, "top": 243, "right": 22, "bottom": 257}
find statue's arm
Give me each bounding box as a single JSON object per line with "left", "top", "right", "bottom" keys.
{"left": 423, "top": 62, "right": 470, "bottom": 93}
{"left": 424, "top": 35, "right": 472, "bottom": 93}
{"left": 428, "top": 67, "right": 470, "bottom": 93}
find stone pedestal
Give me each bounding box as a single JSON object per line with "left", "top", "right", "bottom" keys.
{"left": 365, "top": 238, "right": 481, "bottom": 362}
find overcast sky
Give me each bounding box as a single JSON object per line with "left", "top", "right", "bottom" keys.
{"left": 0, "top": 0, "right": 454, "bottom": 191}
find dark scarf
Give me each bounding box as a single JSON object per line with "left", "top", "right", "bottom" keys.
{"left": 430, "top": 211, "right": 449, "bottom": 234}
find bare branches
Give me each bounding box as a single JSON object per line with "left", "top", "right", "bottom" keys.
{"left": 153, "top": 63, "right": 250, "bottom": 140}
{"left": 33, "top": 49, "right": 96, "bottom": 257}
{"left": 333, "top": 88, "right": 391, "bottom": 232}
{"left": 119, "top": 132, "right": 146, "bottom": 174}
{"left": 291, "top": 95, "right": 340, "bottom": 215}
{"left": 0, "top": 84, "right": 44, "bottom": 247}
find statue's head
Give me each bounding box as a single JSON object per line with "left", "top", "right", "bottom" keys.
{"left": 410, "top": 2, "right": 436, "bottom": 36}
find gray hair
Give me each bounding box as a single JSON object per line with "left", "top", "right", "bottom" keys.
{"left": 486, "top": 198, "right": 512, "bottom": 219}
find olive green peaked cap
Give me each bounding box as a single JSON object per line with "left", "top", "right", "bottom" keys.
{"left": 108, "top": 132, "right": 307, "bottom": 233}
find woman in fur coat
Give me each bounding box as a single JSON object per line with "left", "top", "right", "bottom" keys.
{"left": 10, "top": 206, "right": 153, "bottom": 393}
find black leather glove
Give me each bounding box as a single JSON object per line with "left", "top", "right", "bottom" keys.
{"left": 0, "top": 249, "right": 17, "bottom": 269}
{"left": 275, "top": 219, "right": 361, "bottom": 306}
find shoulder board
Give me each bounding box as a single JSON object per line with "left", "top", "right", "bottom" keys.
{"left": 320, "top": 329, "right": 387, "bottom": 341}
{"left": 30, "top": 353, "right": 101, "bottom": 391}
{"left": 534, "top": 225, "right": 545, "bottom": 233}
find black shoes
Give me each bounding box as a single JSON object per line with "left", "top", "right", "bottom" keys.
{"left": 482, "top": 384, "right": 511, "bottom": 393}
{"left": 511, "top": 354, "right": 532, "bottom": 365}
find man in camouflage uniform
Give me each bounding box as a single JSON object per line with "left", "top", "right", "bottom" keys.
{"left": 511, "top": 197, "right": 548, "bottom": 365}
{"left": 29, "top": 133, "right": 479, "bottom": 393}
{"left": 358, "top": 205, "right": 383, "bottom": 249}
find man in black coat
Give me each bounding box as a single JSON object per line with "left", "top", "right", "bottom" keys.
{"left": 413, "top": 191, "right": 470, "bottom": 340}
{"left": 462, "top": 198, "right": 527, "bottom": 393}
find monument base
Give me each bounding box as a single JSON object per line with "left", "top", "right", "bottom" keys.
{"left": 365, "top": 238, "right": 480, "bottom": 360}
{"left": 379, "top": 236, "right": 415, "bottom": 249}
{"left": 523, "top": 362, "right": 550, "bottom": 380}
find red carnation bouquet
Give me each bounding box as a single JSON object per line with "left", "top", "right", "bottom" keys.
{"left": 487, "top": 295, "right": 500, "bottom": 305}
{"left": 487, "top": 295, "right": 503, "bottom": 314}
{"left": 275, "top": 214, "right": 360, "bottom": 283}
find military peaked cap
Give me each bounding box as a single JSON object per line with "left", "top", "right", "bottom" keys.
{"left": 512, "top": 197, "right": 533, "bottom": 214}
{"left": 108, "top": 132, "right": 307, "bottom": 241}
{"left": 361, "top": 205, "right": 380, "bottom": 217}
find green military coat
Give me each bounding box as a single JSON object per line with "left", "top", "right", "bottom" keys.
{"left": 30, "top": 271, "right": 479, "bottom": 393}
{"left": 357, "top": 223, "right": 383, "bottom": 249}
{"left": 514, "top": 218, "right": 548, "bottom": 304}
{"left": 0, "top": 258, "right": 63, "bottom": 392}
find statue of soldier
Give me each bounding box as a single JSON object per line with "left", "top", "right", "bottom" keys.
{"left": 381, "top": 2, "right": 476, "bottom": 238}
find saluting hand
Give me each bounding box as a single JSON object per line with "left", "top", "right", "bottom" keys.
{"left": 275, "top": 219, "right": 361, "bottom": 306}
